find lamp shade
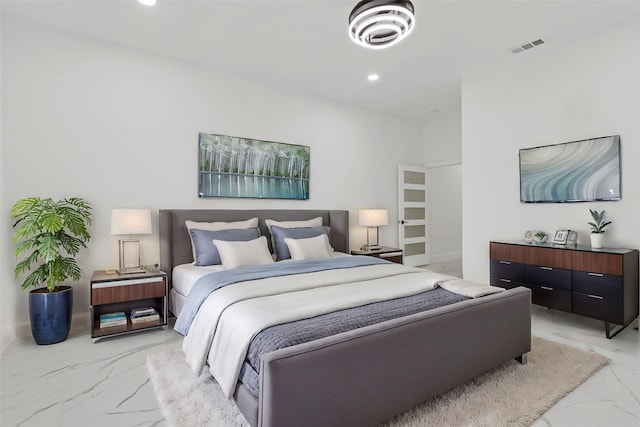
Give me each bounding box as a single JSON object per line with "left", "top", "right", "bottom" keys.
{"left": 110, "top": 209, "right": 152, "bottom": 235}
{"left": 358, "top": 209, "right": 389, "bottom": 227}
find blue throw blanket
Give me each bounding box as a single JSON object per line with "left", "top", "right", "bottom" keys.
{"left": 174, "top": 256, "right": 390, "bottom": 335}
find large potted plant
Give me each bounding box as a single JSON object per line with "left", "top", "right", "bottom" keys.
{"left": 588, "top": 209, "right": 611, "bottom": 249}
{"left": 12, "top": 197, "right": 92, "bottom": 345}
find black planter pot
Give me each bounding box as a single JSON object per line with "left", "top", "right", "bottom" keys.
{"left": 28, "top": 285, "right": 73, "bottom": 345}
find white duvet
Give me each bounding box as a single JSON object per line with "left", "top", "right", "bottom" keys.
{"left": 181, "top": 263, "right": 503, "bottom": 398}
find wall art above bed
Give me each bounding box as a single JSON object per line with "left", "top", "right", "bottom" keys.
{"left": 198, "top": 132, "right": 310, "bottom": 200}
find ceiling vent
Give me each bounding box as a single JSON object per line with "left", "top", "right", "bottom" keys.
{"left": 509, "top": 38, "right": 544, "bottom": 54}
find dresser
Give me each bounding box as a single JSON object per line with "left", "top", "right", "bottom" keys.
{"left": 490, "top": 240, "right": 639, "bottom": 338}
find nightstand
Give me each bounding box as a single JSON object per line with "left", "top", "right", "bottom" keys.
{"left": 351, "top": 246, "right": 403, "bottom": 264}
{"left": 90, "top": 270, "right": 167, "bottom": 341}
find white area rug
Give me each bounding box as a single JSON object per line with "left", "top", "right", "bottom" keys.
{"left": 147, "top": 336, "right": 608, "bottom": 427}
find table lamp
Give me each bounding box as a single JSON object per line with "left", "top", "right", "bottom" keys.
{"left": 359, "top": 209, "right": 389, "bottom": 250}
{"left": 111, "top": 209, "right": 152, "bottom": 274}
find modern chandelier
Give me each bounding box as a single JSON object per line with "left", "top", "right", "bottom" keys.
{"left": 348, "top": 0, "right": 415, "bottom": 50}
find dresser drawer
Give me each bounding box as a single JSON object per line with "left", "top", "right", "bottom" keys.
{"left": 571, "top": 251, "right": 622, "bottom": 275}
{"left": 529, "top": 285, "right": 572, "bottom": 312}
{"left": 525, "top": 265, "right": 572, "bottom": 291}
{"left": 573, "top": 293, "right": 623, "bottom": 323}
{"left": 524, "top": 247, "right": 571, "bottom": 269}
{"left": 490, "top": 277, "right": 519, "bottom": 289}
{"left": 490, "top": 259, "right": 525, "bottom": 283}
{"left": 92, "top": 279, "right": 166, "bottom": 305}
{"left": 490, "top": 242, "right": 525, "bottom": 263}
{"left": 572, "top": 271, "right": 622, "bottom": 300}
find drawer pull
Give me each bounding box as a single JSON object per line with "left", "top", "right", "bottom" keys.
{"left": 588, "top": 273, "right": 604, "bottom": 277}
{"left": 540, "top": 286, "right": 553, "bottom": 291}
{"left": 500, "top": 278, "right": 512, "bottom": 283}
{"left": 499, "top": 261, "right": 511, "bottom": 265}
{"left": 587, "top": 294, "right": 604, "bottom": 300}
{"left": 540, "top": 267, "right": 553, "bottom": 271}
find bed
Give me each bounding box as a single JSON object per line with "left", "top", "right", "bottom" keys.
{"left": 159, "top": 209, "right": 531, "bottom": 427}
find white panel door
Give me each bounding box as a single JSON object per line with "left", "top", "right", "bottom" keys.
{"left": 398, "top": 165, "right": 429, "bottom": 266}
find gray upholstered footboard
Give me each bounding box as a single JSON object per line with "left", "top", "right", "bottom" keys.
{"left": 234, "top": 286, "right": 531, "bottom": 427}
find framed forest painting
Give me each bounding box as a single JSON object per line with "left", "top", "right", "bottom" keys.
{"left": 198, "top": 132, "right": 310, "bottom": 200}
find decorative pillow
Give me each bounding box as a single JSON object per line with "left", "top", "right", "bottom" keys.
{"left": 284, "top": 234, "right": 333, "bottom": 261}
{"left": 270, "top": 225, "right": 331, "bottom": 261}
{"left": 189, "top": 228, "right": 260, "bottom": 266}
{"left": 185, "top": 218, "right": 259, "bottom": 261}
{"left": 213, "top": 236, "right": 274, "bottom": 270}
{"left": 264, "top": 217, "right": 322, "bottom": 233}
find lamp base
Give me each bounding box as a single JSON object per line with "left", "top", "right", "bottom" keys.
{"left": 361, "top": 245, "right": 382, "bottom": 251}
{"left": 117, "top": 267, "right": 147, "bottom": 275}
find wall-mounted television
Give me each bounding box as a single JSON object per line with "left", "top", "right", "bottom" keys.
{"left": 519, "top": 135, "right": 621, "bottom": 203}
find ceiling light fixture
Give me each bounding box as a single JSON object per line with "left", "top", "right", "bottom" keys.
{"left": 348, "top": 0, "right": 415, "bottom": 50}
{"left": 368, "top": 74, "right": 379, "bottom": 81}
{"left": 138, "top": 0, "right": 156, "bottom": 6}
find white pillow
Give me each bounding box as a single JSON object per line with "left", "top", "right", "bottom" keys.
{"left": 185, "top": 218, "right": 259, "bottom": 261}
{"left": 265, "top": 217, "right": 323, "bottom": 249}
{"left": 265, "top": 217, "right": 322, "bottom": 233}
{"left": 213, "top": 236, "right": 274, "bottom": 270}
{"left": 284, "top": 234, "right": 333, "bottom": 261}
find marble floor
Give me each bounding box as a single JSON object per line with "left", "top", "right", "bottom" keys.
{"left": 2, "top": 292, "right": 639, "bottom": 426}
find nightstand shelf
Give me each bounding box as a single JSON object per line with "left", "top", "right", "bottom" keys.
{"left": 351, "top": 246, "right": 403, "bottom": 264}
{"left": 90, "top": 270, "right": 167, "bottom": 341}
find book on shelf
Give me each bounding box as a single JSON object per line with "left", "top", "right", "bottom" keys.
{"left": 99, "top": 312, "right": 126, "bottom": 327}
{"left": 100, "top": 319, "right": 126, "bottom": 327}
{"left": 100, "top": 312, "right": 125, "bottom": 321}
{"left": 130, "top": 307, "right": 158, "bottom": 318}
{"left": 130, "top": 313, "right": 161, "bottom": 324}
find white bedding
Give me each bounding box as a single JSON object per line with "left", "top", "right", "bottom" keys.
{"left": 182, "top": 262, "right": 456, "bottom": 398}
{"left": 172, "top": 252, "right": 351, "bottom": 300}
{"left": 172, "top": 263, "right": 224, "bottom": 297}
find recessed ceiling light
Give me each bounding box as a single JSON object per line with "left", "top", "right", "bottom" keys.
{"left": 138, "top": 0, "right": 156, "bottom": 6}
{"left": 368, "top": 74, "right": 380, "bottom": 81}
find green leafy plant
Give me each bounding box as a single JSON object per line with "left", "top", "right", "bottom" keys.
{"left": 588, "top": 209, "right": 611, "bottom": 234}
{"left": 12, "top": 197, "right": 92, "bottom": 292}
{"left": 534, "top": 231, "right": 547, "bottom": 239}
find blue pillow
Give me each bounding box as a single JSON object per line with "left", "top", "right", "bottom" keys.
{"left": 190, "top": 228, "right": 260, "bottom": 266}
{"left": 270, "top": 225, "right": 331, "bottom": 261}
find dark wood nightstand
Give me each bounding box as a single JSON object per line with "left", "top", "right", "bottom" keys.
{"left": 90, "top": 270, "right": 167, "bottom": 341}
{"left": 351, "top": 246, "right": 403, "bottom": 264}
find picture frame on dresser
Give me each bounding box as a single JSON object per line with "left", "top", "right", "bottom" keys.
{"left": 552, "top": 230, "right": 569, "bottom": 244}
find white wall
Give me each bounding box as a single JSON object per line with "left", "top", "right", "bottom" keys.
{"left": 462, "top": 15, "right": 640, "bottom": 283}
{"left": 422, "top": 100, "right": 462, "bottom": 263}
{"left": 0, "top": 17, "right": 423, "bottom": 350}
{"left": 427, "top": 163, "right": 462, "bottom": 263}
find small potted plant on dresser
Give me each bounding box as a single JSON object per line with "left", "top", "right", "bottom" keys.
{"left": 588, "top": 209, "right": 611, "bottom": 249}
{"left": 533, "top": 231, "right": 548, "bottom": 243}
{"left": 12, "top": 197, "right": 92, "bottom": 345}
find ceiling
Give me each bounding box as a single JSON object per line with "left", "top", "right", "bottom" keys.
{"left": 4, "top": 0, "right": 640, "bottom": 122}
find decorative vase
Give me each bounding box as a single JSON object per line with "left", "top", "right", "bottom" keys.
{"left": 29, "top": 285, "right": 73, "bottom": 345}
{"left": 590, "top": 233, "right": 604, "bottom": 249}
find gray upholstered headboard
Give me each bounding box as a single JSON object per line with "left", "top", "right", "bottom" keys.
{"left": 159, "top": 209, "right": 349, "bottom": 288}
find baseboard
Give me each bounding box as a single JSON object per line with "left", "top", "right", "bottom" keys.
{"left": 14, "top": 311, "right": 90, "bottom": 338}
{"left": 430, "top": 252, "right": 462, "bottom": 264}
